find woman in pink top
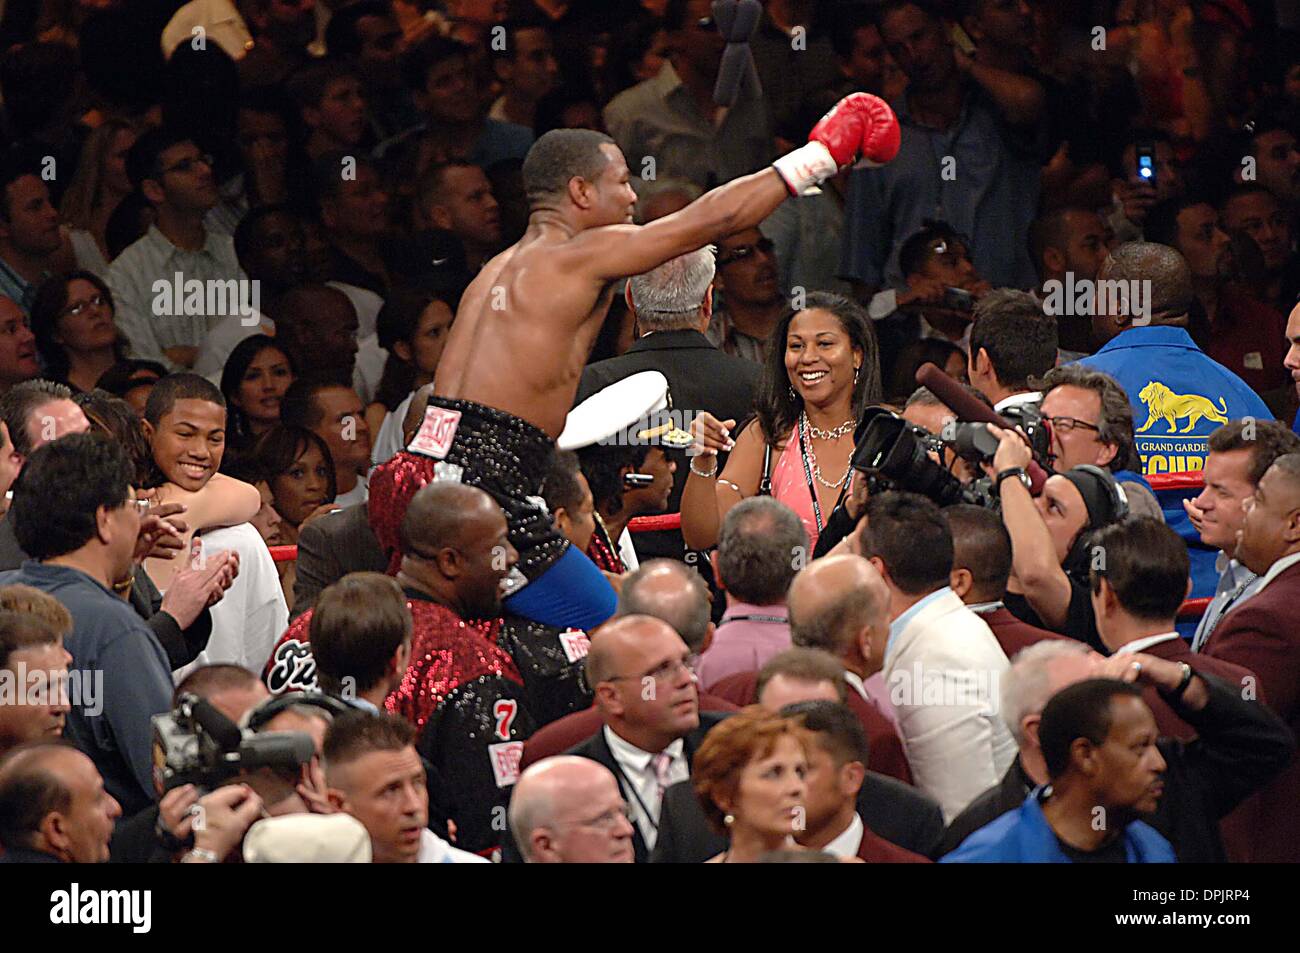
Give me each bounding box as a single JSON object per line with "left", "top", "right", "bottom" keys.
{"left": 681, "top": 292, "right": 881, "bottom": 553}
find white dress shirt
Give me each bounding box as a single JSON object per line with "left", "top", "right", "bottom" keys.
{"left": 603, "top": 726, "right": 687, "bottom": 850}
{"left": 335, "top": 475, "right": 369, "bottom": 508}
{"left": 418, "top": 828, "right": 490, "bottom": 864}
{"left": 1255, "top": 551, "right": 1300, "bottom": 593}
{"left": 1114, "top": 632, "right": 1180, "bottom": 655}
{"left": 993, "top": 391, "right": 1042, "bottom": 413}
{"left": 172, "top": 523, "right": 288, "bottom": 682}
{"left": 821, "top": 813, "right": 864, "bottom": 859}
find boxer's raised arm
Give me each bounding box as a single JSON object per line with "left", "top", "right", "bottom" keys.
{"left": 578, "top": 93, "right": 901, "bottom": 283}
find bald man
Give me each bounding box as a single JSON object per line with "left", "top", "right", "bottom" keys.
{"left": 0, "top": 742, "right": 121, "bottom": 863}
{"left": 509, "top": 756, "right": 636, "bottom": 863}
{"left": 1205, "top": 453, "right": 1300, "bottom": 862}
{"left": 516, "top": 559, "right": 737, "bottom": 778}
{"left": 565, "top": 614, "right": 726, "bottom": 862}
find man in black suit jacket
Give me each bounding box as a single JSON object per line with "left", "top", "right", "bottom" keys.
{"left": 546, "top": 614, "right": 729, "bottom": 863}
{"left": 291, "top": 502, "right": 388, "bottom": 618}
{"left": 576, "top": 248, "right": 759, "bottom": 561}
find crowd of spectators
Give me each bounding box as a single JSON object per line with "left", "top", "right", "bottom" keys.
{"left": 0, "top": 0, "right": 1299, "bottom": 867}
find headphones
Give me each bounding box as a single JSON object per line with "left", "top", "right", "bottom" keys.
{"left": 243, "top": 691, "right": 353, "bottom": 733}
{"left": 1062, "top": 465, "right": 1130, "bottom": 577}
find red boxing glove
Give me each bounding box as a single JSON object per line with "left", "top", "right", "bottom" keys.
{"left": 810, "top": 92, "right": 901, "bottom": 168}
{"left": 773, "top": 93, "right": 900, "bottom": 196}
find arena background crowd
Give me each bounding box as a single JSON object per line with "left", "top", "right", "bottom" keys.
{"left": 0, "top": 0, "right": 1297, "bottom": 867}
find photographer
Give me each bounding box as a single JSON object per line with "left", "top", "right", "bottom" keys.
{"left": 986, "top": 425, "right": 1140, "bottom": 650}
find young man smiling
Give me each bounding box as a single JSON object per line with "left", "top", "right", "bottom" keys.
{"left": 142, "top": 373, "right": 287, "bottom": 676}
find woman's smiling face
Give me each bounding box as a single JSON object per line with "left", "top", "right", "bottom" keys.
{"left": 784, "top": 308, "right": 861, "bottom": 405}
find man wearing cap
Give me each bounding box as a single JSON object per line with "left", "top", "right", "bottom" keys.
{"left": 987, "top": 425, "right": 1136, "bottom": 649}
{"left": 561, "top": 371, "right": 681, "bottom": 573}
{"left": 576, "top": 248, "right": 760, "bottom": 562}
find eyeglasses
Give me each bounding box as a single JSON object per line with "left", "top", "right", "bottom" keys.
{"left": 63, "top": 295, "right": 106, "bottom": 318}
{"left": 1043, "top": 415, "right": 1101, "bottom": 436}
{"left": 569, "top": 803, "right": 634, "bottom": 833}
{"left": 161, "top": 153, "right": 213, "bottom": 176}
{"left": 128, "top": 498, "right": 151, "bottom": 517}
{"left": 718, "top": 237, "right": 774, "bottom": 267}
{"left": 607, "top": 653, "right": 700, "bottom": 684}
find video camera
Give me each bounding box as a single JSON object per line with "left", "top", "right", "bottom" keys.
{"left": 849, "top": 364, "right": 1054, "bottom": 509}
{"left": 152, "top": 692, "right": 316, "bottom": 793}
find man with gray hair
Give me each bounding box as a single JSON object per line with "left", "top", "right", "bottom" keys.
{"left": 508, "top": 756, "right": 636, "bottom": 863}
{"left": 939, "top": 638, "right": 1293, "bottom": 862}
{"left": 695, "top": 498, "right": 805, "bottom": 690}
{"left": 576, "top": 249, "right": 759, "bottom": 562}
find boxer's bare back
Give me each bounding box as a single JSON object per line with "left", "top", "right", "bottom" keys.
{"left": 435, "top": 143, "right": 791, "bottom": 439}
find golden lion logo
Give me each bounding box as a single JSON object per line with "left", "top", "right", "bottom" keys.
{"left": 1136, "top": 381, "right": 1230, "bottom": 434}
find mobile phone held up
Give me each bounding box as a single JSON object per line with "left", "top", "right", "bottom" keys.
{"left": 1135, "top": 141, "right": 1157, "bottom": 189}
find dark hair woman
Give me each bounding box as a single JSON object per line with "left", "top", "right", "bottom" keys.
{"left": 31, "top": 271, "right": 128, "bottom": 393}
{"left": 681, "top": 292, "right": 882, "bottom": 554}
{"left": 220, "top": 334, "right": 296, "bottom": 452}
{"left": 247, "top": 425, "right": 337, "bottom": 549}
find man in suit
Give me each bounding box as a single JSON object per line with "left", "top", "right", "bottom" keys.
{"left": 784, "top": 700, "right": 929, "bottom": 862}
{"left": 1186, "top": 420, "right": 1300, "bottom": 651}
{"left": 1090, "top": 518, "right": 1255, "bottom": 740}
{"left": 575, "top": 247, "right": 759, "bottom": 560}
{"left": 944, "top": 504, "right": 1066, "bottom": 661}
{"left": 743, "top": 553, "right": 915, "bottom": 785}
{"left": 941, "top": 641, "right": 1293, "bottom": 861}
{"left": 1206, "top": 452, "right": 1300, "bottom": 861}
{"left": 518, "top": 560, "right": 737, "bottom": 770}
{"left": 565, "top": 614, "right": 726, "bottom": 863}
{"left": 291, "top": 502, "right": 389, "bottom": 618}
{"left": 858, "top": 492, "right": 1016, "bottom": 822}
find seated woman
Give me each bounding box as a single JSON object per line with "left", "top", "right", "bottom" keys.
{"left": 367, "top": 279, "right": 458, "bottom": 467}
{"left": 692, "top": 707, "right": 813, "bottom": 863}
{"left": 93, "top": 359, "right": 168, "bottom": 417}
{"left": 140, "top": 374, "right": 262, "bottom": 593}
{"left": 221, "top": 335, "right": 296, "bottom": 454}
{"left": 31, "top": 271, "right": 129, "bottom": 394}
{"left": 681, "top": 292, "right": 881, "bottom": 554}
{"left": 247, "top": 424, "right": 338, "bottom": 554}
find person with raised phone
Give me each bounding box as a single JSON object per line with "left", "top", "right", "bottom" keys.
{"left": 425, "top": 93, "right": 901, "bottom": 632}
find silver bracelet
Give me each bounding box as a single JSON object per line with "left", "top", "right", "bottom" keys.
{"left": 182, "top": 847, "right": 219, "bottom": 863}
{"left": 689, "top": 458, "right": 719, "bottom": 479}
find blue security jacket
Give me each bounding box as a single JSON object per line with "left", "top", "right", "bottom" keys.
{"left": 1077, "top": 327, "right": 1273, "bottom": 605}
{"left": 940, "top": 788, "right": 1176, "bottom": 863}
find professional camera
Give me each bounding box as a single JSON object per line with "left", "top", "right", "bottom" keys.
{"left": 999, "top": 400, "right": 1052, "bottom": 468}
{"left": 852, "top": 408, "right": 995, "bottom": 507}
{"left": 152, "top": 692, "right": 315, "bottom": 793}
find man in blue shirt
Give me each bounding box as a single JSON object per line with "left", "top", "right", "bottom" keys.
{"left": 839, "top": 0, "right": 1041, "bottom": 294}
{"left": 943, "top": 678, "right": 1174, "bottom": 863}
{"left": 0, "top": 434, "right": 174, "bottom": 816}
{"left": 1078, "top": 243, "right": 1273, "bottom": 601}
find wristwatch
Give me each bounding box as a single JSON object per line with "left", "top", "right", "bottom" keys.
{"left": 995, "top": 467, "right": 1030, "bottom": 494}
{"left": 1162, "top": 662, "right": 1195, "bottom": 704}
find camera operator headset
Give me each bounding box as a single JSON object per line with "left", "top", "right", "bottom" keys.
{"left": 988, "top": 422, "right": 1130, "bottom": 652}
{"left": 156, "top": 692, "right": 346, "bottom": 863}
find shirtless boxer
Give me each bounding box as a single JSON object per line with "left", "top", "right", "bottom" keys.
{"left": 416, "top": 92, "right": 901, "bottom": 629}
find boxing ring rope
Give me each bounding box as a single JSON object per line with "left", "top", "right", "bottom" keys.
{"left": 265, "top": 473, "right": 1212, "bottom": 619}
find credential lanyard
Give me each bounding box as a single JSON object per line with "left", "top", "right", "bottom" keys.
{"left": 797, "top": 419, "right": 849, "bottom": 534}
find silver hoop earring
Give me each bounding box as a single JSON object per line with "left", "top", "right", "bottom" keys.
{"left": 853, "top": 365, "right": 860, "bottom": 384}
{"left": 788, "top": 385, "right": 796, "bottom": 400}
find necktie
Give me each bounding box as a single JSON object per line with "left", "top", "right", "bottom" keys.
{"left": 650, "top": 751, "right": 673, "bottom": 806}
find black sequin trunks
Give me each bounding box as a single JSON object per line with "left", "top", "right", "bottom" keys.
{"left": 424, "top": 396, "right": 568, "bottom": 584}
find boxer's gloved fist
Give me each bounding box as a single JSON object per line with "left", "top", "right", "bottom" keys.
{"left": 773, "top": 93, "right": 901, "bottom": 196}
